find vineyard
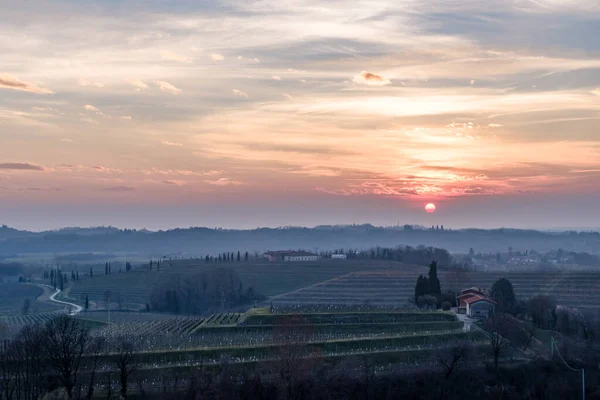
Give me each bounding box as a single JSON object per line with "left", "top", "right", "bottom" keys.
{"left": 73, "top": 308, "right": 488, "bottom": 378}
{"left": 270, "top": 270, "right": 600, "bottom": 310}
{"left": 0, "top": 312, "right": 65, "bottom": 337}
{"left": 65, "top": 259, "right": 416, "bottom": 309}
{"left": 0, "top": 283, "right": 62, "bottom": 316}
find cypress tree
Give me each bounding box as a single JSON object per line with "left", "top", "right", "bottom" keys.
{"left": 428, "top": 260, "right": 441, "bottom": 296}
{"left": 237, "top": 251, "right": 241, "bottom": 262}
{"left": 85, "top": 294, "right": 89, "bottom": 310}
{"left": 90, "top": 267, "right": 93, "bottom": 278}
{"left": 244, "top": 251, "right": 249, "bottom": 261}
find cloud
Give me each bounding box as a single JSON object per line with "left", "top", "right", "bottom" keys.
{"left": 78, "top": 79, "right": 104, "bottom": 88}
{"left": 155, "top": 80, "right": 182, "bottom": 95}
{"left": 0, "top": 163, "right": 44, "bottom": 171}
{"left": 272, "top": 76, "right": 281, "bottom": 81}
{"left": 210, "top": 53, "right": 224, "bottom": 61}
{"left": 83, "top": 104, "right": 110, "bottom": 118}
{"left": 283, "top": 93, "right": 293, "bottom": 100}
{"left": 161, "top": 140, "right": 183, "bottom": 147}
{"left": 488, "top": 123, "right": 503, "bottom": 128}
{"left": 160, "top": 50, "right": 192, "bottom": 63}
{"left": 0, "top": 74, "right": 53, "bottom": 94}
{"left": 206, "top": 178, "right": 243, "bottom": 186}
{"left": 232, "top": 89, "right": 248, "bottom": 98}
{"left": 130, "top": 80, "right": 148, "bottom": 91}
{"left": 120, "top": 116, "right": 132, "bottom": 120}
{"left": 102, "top": 186, "right": 135, "bottom": 192}
{"left": 162, "top": 180, "right": 185, "bottom": 186}
{"left": 237, "top": 55, "right": 260, "bottom": 63}
{"left": 352, "top": 71, "right": 391, "bottom": 86}
{"left": 60, "top": 138, "right": 73, "bottom": 143}
{"left": 592, "top": 89, "right": 600, "bottom": 96}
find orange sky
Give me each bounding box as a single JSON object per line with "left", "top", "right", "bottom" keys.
{"left": 1, "top": 0, "right": 600, "bottom": 229}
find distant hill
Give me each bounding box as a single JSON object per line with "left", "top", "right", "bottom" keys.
{"left": 0, "top": 224, "right": 598, "bottom": 258}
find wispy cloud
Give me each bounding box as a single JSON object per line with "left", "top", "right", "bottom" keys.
{"left": 130, "top": 80, "right": 149, "bottom": 91}
{"left": 161, "top": 140, "right": 183, "bottom": 147}
{"left": 155, "top": 80, "right": 182, "bottom": 95}
{"left": 210, "top": 53, "right": 224, "bottom": 61}
{"left": 237, "top": 55, "right": 260, "bottom": 63}
{"left": 271, "top": 76, "right": 281, "bottom": 81}
{"left": 160, "top": 50, "right": 192, "bottom": 63}
{"left": 232, "top": 89, "right": 248, "bottom": 98}
{"left": 0, "top": 75, "right": 53, "bottom": 94}
{"left": 352, "top": 71, "right": 391, "bottom": 87}
{"left": 102, "top": 186, "right": 135, "bottom": 192}
{"left": 0, "top": 162, "right": 44, "bottom": 171}
{"left": 592, "top": 88, "right": 600, "bottom": 96}
{"left": 206, "top": 178, "right": 243, "bottom": 186}
{"left": 83, "top": 104, "right": 110, "bottom": 118}
{"left": 78, "top": 78, "right": 104, "bottom": 88}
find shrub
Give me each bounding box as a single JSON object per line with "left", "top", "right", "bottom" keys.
{"left": 441, "top": 301, "right": 452, "bottom": 311}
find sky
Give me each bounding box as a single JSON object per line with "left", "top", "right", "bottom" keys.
{"left": 1, "top": 0, "right": 600, "bottom": 231}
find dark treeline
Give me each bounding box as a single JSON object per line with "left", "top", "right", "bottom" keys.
{"left": 1, "top": 224, "right": 599, "bottom": 257}
{"left": 343, "top": 245, "right": 456, "bottom": 268}
{"left": 149, "top": 267, "right": 264, "bottom": 315}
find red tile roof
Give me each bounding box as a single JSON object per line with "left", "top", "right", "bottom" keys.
{"left": 463, "top": 294, "right": 495, "bottom": 305}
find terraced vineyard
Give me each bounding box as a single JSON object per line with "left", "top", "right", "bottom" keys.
{"left": 271, "top": 270, "right": 600, "bottom": 310}
{"left": 0, "top": 312, "right": 65, "bottom": 337}
{"left": 66, "top": 259, "right": 417, "bottom": 309}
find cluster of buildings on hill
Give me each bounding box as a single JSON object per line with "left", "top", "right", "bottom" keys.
{"left": 262, "top": 250, "right": 347, "bottom": 262}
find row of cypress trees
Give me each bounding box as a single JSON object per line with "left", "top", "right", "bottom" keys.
{"left": 414, "top": 260, "right": 442, "bottom": 304}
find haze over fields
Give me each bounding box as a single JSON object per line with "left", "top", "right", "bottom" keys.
{"left": 1, "top": 0, "right": 600, "bottom": 231}
{"left": 0, "top": 224, "right": 599, "bottom": 257}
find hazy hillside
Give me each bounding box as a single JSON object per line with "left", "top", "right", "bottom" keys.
{"left": 0, "top": 225, "right": 599, "bottom": 258}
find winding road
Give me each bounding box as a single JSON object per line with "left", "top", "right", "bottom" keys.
{"left": 36, "top": 284, "right": 83, "bottom": 315}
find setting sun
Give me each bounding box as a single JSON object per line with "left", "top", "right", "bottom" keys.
{"left": 425, "top": 203, "right": 436, "bottom": 213}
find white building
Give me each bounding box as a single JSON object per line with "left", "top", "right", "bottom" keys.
{"left": 331, "top": 254, "right": 347, "bottom": 260}
{"left": 264, "top": 250, "right": 319, "bottom": 262}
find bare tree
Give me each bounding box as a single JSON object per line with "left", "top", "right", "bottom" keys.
{"left": 0, "top": 341, "right": 18, "bottom": 400}
{"left": 435, "top": 340, "right": 474, "bottom": 379}
{"left": 112, "top": 338, "right": 138, "bottom": 400}
{"left": 42, "top": 315, "right": 90, "bottom": 399}
{"left": 485, "top": 316, "right": 511, "bottom": 371}
{"left": 6, "top": 324, "right": 47, "bottom": 400}
{"left": 85, "top": 336, "right": 106, "bottom": 400}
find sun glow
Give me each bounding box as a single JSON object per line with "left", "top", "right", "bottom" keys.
{"left": 425, "top": 203, "right": 436, "bottom": 213}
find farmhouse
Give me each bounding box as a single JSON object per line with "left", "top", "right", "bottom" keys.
{"left": 456, "top": 287, "right": 495, "bottom": 318}
{"left": 263, "top": 250, "right": 320, "bottom": 262}
{"left": 331, "top": 254, "right": 347, "bottom": 260}
{"left": 463, "top": 295, "right": 495, "bottom": 318}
